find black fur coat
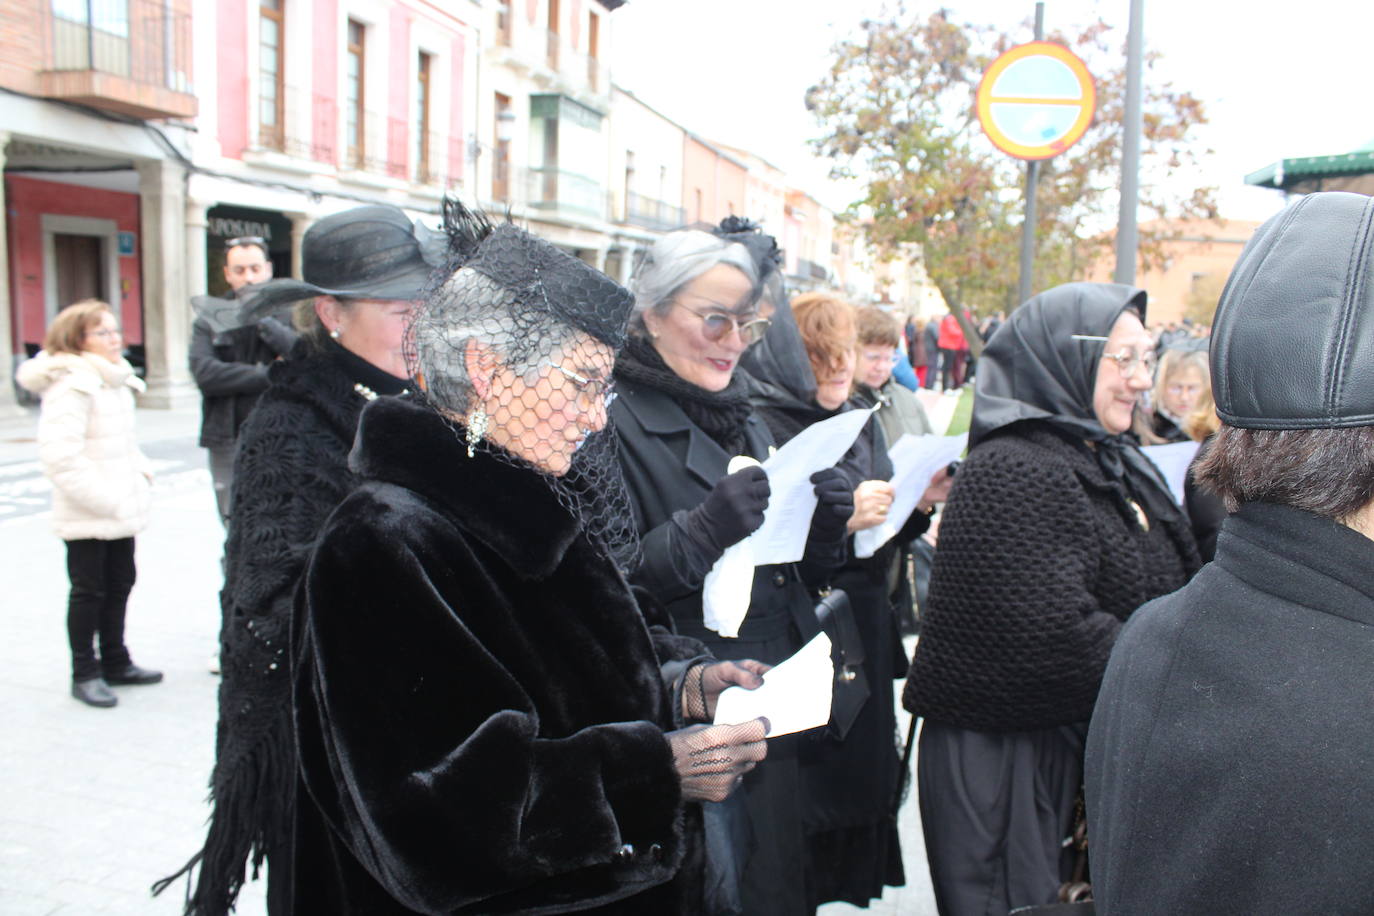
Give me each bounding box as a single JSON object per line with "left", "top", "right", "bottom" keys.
{"left": 291, "top": 396, "right": 707, "bottom": 915}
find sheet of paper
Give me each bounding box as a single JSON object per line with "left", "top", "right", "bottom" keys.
{"left": 713, "top": 631, "right": 833, "bottom": 737}
{"left": 1140, "top": 440, "right": 1201, "bottom": 506}
{"left": 854, "top": 432, "right": 968, "bottom": 559}
{"left": 701, "top": 407, "right": 875, "bottom": 636}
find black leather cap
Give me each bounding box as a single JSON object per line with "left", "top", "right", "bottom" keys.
{"left": 1211, "top": 192, "right": 1374, "bottom": 430}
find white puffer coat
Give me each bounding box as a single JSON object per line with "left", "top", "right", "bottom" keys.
{"left": 16, "top": 350, "right": 153, "bottom": 540}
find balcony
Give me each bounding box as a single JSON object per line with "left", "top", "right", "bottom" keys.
{"left": 524, "top": 167, "right": 608, "bottom": 220}
{"left": 624, "top": 191, "right": 685, "bottom": 232}
{"left": 798, "top": 258, "right": 830, "bottom": 281}
{"left": 39, "top": 0, "right": 196, "bottom": 120}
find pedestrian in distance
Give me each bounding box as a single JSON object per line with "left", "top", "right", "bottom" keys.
{"left": 16, "top": 299, "right": 162, "bottom": 709}
{"left": 903, "top": 281, "right": 1200, "bottom": 915}
{"left": 1086, "top": 191, "right": 1374, "bottom": 915}
{"left": 922, "top": 317, "right": 941, "bottom": 390}
{"left": 156, "top": 204, "right": 440, "bottom": 914}
{"left": 188, "top": 235, "right": 297, "bottom": 528}
{"left": 290, "top": 202, "right": 769, "bottom": 914}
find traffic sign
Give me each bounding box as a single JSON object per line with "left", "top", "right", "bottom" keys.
{"left": 976, "top": 41, "right": 1095, "bottom": 160}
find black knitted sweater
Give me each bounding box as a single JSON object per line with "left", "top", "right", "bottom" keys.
{"left": 903, "top": 421, "right": 1199, "bottom": 731}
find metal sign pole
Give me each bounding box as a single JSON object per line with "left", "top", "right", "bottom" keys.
{"left": 1114, "top": 0, "right": 1144, "bottom": 284}
{"left": 1017, "top": 2, "right": 1046, "bottom": 306}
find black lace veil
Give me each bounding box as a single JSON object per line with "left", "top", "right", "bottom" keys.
{"left": 409, "top": 200, "right": 641, "bottom": 571}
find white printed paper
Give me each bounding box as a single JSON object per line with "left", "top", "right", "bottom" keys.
{"left": 1140, "top": 440, "right": 1201, "bottom": 506}
{"left": 853, "top": 433, "right": 968, "bottom": 559}
{"left": 713, "top": 631, "right": 833, "bottom": 737}
{"left": 701, "top": 407, "right": 875, "bottom": 636}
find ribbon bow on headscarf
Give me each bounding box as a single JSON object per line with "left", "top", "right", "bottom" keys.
{"left": 969, "top": 281, "right": 1181, "bottom": 525}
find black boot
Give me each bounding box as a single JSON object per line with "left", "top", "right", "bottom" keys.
{"left": 103, "top": 663, "right": 164, "bottom": 686}
{"left": 72, "top": 678, "right": 118, "bottom": 708}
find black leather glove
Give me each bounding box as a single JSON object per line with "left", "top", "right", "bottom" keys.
{"left": 257, "top": 316, "right": 299, "bottom": 357}
{"left": 678, "top": 465, "right": 771, "bottom": 559}
{"left": 808, "top": 468, "right": 854, "bottom": 541}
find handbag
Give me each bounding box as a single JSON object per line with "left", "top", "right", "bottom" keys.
{"left": 813, "top": 587, "right": 870, "bottom": 740}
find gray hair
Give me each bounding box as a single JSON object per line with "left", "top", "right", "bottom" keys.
{"left": 412, "top": 266, "right": 569, "bottom": 415}
{"left": 629, "top": 229, "right": 758, "bottom": 335}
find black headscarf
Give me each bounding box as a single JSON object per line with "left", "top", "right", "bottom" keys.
{"left": 971, "top": 281, "right": 1180, "bottom": 524}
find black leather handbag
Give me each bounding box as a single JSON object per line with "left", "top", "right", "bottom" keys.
{"left": 813, "top": 587, "right": 870, "bottom": 740}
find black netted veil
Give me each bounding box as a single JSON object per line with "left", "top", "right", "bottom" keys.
{"left": 408, "top": 200, "right": 641, "bottom": 572}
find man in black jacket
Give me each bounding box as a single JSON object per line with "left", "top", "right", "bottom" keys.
{"left": 189, "top": 236, "right": 296, "bottom": 526}
{"left": 1086, "top": 191, "right": 1374, "bottom": 915}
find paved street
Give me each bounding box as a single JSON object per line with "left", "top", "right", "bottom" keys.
{"left": 0, "top": 399, "right": 947, "bottom": 915}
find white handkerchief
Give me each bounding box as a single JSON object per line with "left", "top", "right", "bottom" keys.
{"left": 713, "top": 632, "right": 833, "bottom": 738}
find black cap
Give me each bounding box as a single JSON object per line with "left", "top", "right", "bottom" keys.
{"left": 1211, "top": 192, "right": 1374, "bottom": 430}
{"left": 240, "top": 205, "right": 440, "bottom": 317}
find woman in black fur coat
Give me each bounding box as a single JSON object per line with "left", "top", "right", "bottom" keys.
{"left": 290, "top": 211, "right": 771, "bottom": 915}
{"left": 156, "top": 206, "right": 438, "bottom": 914}
{"left": 903, "top": 282, "right": 1199, "bottom": 915}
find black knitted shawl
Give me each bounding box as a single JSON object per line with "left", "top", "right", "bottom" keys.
{"left": 155, "top": 339, "right": 406, "bottom": 914}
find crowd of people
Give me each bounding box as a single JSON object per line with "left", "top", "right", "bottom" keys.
{"left": 15, "top": 189, "right": 1374, "bottom": 915}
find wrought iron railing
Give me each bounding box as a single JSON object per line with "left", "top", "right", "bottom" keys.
{"left": 44, "top": 0, "right": 193, "bottom": 93}
{"left": 625, "top": 191, "right": 685, "bottom": 231}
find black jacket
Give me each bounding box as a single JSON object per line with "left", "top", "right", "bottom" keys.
{"left": 1086, "top": 503, "right": 1374, "bottom": 915}
{"left": 189, "top": 313, "right": 278, "bottom": 449}
{"left": 904, "top": 422, "right": 1198, "bottom": 731}
{"left": 293, "top": 396, "right": 702, "bottom": 915}
{"left": 612, "top": 380, "right": 820, "bottom": 663}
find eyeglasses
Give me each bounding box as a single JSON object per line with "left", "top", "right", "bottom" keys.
{"left": 1071, "top": 334, "right": 1157, "bottom": 378}
{"left": 1166, "top": 383, "right": 1202, "bottom": 396}
{"left": 225, "top": 236, "right": 267, "bottom": 250}
{"left": 554, "top": 364, "right": 616, "bottom": 410}
{"left": 671, "top": 302, "right": 771, "bottom": 345}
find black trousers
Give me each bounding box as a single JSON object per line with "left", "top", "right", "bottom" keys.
{"left": 65, "top": 537, "right": 136, "bottom": 681}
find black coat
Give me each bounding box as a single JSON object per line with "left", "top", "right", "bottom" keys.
{"left": 1086, "top": 503, "right": 1374, "bottom": 915}
{"left": 189, "top": 315, "right": 276, "bottom": 449}
{"left": 904, "top": 422, "right": 1199, "bottom": 731}
{"left": 293, "top": 396, "right": 707, "bottom": 915}
{"left": 612, "top": 380, "right": 820, "bottom": 662}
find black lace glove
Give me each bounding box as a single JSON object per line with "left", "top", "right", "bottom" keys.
{"left": 678, "top": 465, "right": 771, "bottom": 560}
{"left": 808, "top": 468, "right": 854, "bottom": 542}
{"left": 666, "top": 719, "right": 770, "bottom": 803}
{"left": 256, "top": 316, "right": 299, "bottom": 357}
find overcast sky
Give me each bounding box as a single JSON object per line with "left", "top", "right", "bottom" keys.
{"left": 610, "top": 0, "right": 1373, "bottom": 223}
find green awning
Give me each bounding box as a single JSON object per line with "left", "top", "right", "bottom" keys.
{"left": 1246, "top": 148, "right": 1374, "bottom": 190}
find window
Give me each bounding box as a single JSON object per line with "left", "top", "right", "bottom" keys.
{"left": 546, "top": 0, "right": 559, "bottom": 68}
{"left": 493, "top": 93, "right": 512, "bottom": 202}
{"left": 346, "top": 20, "right": 365, "bottom": 168}
{"left": 259, "top": 0, "right": 285, "bottom": 150}
{"left": 415, "top": 52, "right": 432, "bottom": 181}
{"left": 587, "top": 12, "right": 599, "bottom": 89}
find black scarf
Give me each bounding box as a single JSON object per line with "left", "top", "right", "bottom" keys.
{"left": 970, "top": 281, "right": 1181, "bottom": 525}
{"left": 614, "top": 335, "right": 753, "bottom": 455}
